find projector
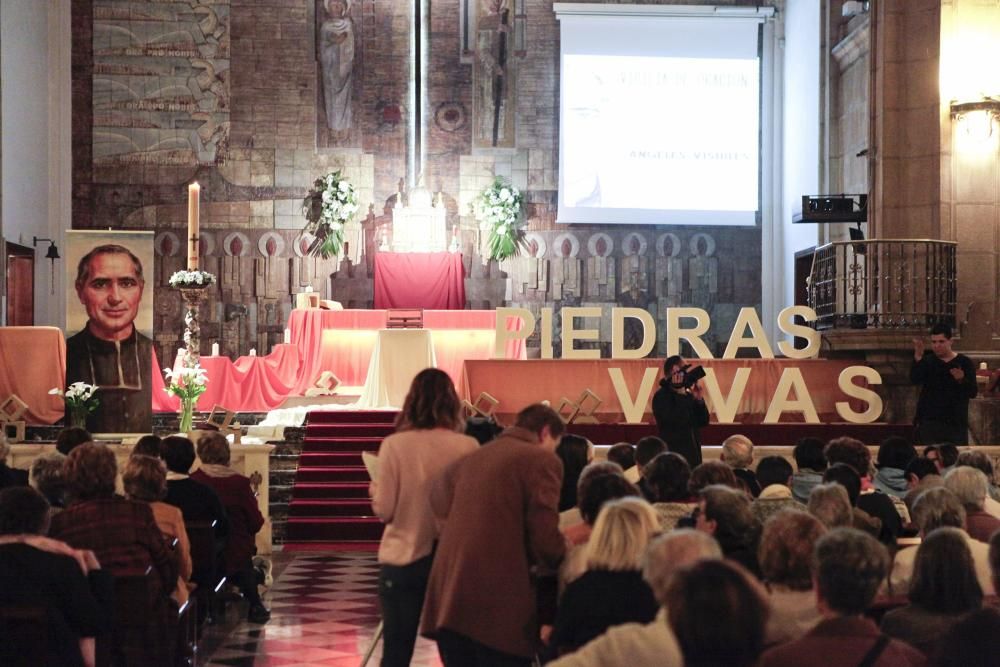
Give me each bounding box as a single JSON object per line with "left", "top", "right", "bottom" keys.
{"left": 795, "top": 194, "right": 868, "bottom": 224}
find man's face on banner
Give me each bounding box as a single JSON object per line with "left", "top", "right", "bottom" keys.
{"left": 76, "top": 252, "right": 145, "bottom": 341}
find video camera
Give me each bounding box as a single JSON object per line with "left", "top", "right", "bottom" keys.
{"left": 676, "top": 364, "right": 706, "bottom": 389}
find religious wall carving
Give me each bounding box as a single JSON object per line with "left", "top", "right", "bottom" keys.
{"left": 319, "top": 0, "right": 355, "bottom": 134}
{"left": 473, "top": 2, "right": 518, "bottom": 148}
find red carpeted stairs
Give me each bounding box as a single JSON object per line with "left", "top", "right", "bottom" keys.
{"left": 284, "top": 410, "right": 398, "bottom": 549}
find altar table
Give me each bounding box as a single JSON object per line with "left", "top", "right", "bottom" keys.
{"left": 461, "top": 358, "right": 866, "bottom": 422}
{"left": 356, "top": 329, "right": 437, "bottom": 408}
{"left": 0, "top": 326, "right": 66, "bottom": 424}
{"left": 373, "top": 252, "right": 466, "bottom": 309}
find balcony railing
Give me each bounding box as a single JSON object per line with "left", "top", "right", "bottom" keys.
{"left": 808, "top": 239, "right": 957, "bottom": 330}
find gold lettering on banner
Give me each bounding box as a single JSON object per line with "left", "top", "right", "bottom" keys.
{"left": 836, "top": 366, "right": 883, "bottom": 424}
{"left": 722, "top": 308, "right": 774, "bottom": 359}
{"left": 609, "top": 367, "right": 660, "bottom": 424}
{"left": 777, "top": 306, "right": 821, "bottom": 359}
{"left": 764, "top": 368, "right": 821, "bottom": 424}
{"left": 665, "top": 308, "right": 713, "bottom": 358}
{"left": 561, "top": 307, "right": 602, "bottom": 360}
{"left": 540, "top": 307, "right": 554, "bottom": 359}
{"left": 611, "top": 308, "right": 656, "bottom": 359}
{"left": 494, "top": 307, "right": 535, "bottom": 358}
{"left": 701, "top": 368, "right": 752, "bottom": 424}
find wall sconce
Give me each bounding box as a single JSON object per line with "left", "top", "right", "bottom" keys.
{"left": 950, "top": 99, "right": 1000, "bottom": 140}
{"left": 32, "top": 236, "right": 60, "bottom": 295}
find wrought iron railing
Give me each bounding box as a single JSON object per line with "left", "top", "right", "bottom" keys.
{"left": 808, "top": 239, "right": 957, "bottom": 329}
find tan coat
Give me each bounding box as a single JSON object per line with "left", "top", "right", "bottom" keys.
{"left": 421, "top": 427, "right": 566, "bottom": 658}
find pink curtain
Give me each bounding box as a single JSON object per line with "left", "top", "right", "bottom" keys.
{"left": 0, "top": 327, "right": 67, "bottom": 424}
{"left": 373, "top": 252, "right": 466, "bottom": 309}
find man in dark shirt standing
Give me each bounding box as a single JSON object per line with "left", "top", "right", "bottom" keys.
{"left": 651, "top": 355, "right": 710, "bottom": 467}
{"left": 911, "top": 323, "right": 977, "bottom": 445}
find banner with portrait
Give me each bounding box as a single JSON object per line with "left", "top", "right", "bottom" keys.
{"left": 65, "top": 231, "right": 154, "bottom": 434}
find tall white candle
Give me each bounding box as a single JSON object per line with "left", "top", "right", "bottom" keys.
{"left": 187, "top": 182, "right": 200, "bottom": 270}
{"left": 284, "top": 328, "right": 291, "bottom": 344}
{"left": 211, "top": 342, "right": 220, "bottom": 356}
{"left": 249, "top": 348, "right": 257, "bottom": 357}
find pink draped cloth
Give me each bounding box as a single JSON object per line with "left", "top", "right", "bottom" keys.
{"left": 373, "top": 252, "right": 466, "bottom": 309}
{"left": 0, "top": 326, "right": 67, "bottom": 424}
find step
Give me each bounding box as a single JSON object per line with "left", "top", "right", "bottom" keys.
{"left": 307, "top": 410, "right": 399, "bottom": 425}
{"left": 289, "top": 498, "right": 376, "bottom": 517}
{"left": 294, "top": 466, "right": 369, "bottom": 483}
{"left": 297, "top": 451, "right": 367, "bottom": 467}
{"left": 285, "top": 516, "right": 385, "bottom": 542}
{"left": 300, "top": 437, "right": 383, "bottom": 452}
{"left": 306, "top": 423, "right": 396, "bottom": 438}
{"left": 292, "top": 482, "right": 371, "bottom": 499}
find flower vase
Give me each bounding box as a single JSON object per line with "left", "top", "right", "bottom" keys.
{"left": 179, "top": 399, "right": 196, "bottom": 433}
{"left": 68, "top": 406, "right": 88, "bottom": 429}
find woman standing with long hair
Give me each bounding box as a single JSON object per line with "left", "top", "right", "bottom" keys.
{"left": 370, "top": 368, "right": 478, "bottom": 666}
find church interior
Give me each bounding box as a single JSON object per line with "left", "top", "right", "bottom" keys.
{"left": 3, "top": 0, "right": 1000, "bottom": 665}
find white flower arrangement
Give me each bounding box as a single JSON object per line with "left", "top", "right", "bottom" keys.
{"left": 49, "top": 382, "right": 99, "bottom": 424}
{"left": 303, "top": 170, "right": 360, "bottom": 258}
{"left": 473, "top": 177, "right": 526, "bottom": 261}
{"left": 164, "top": 365, "right": 209, "bottom": 432}
{"left": 169, "top": 270, "right": 216, "bottom": 288}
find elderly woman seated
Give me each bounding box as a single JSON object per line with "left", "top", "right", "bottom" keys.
{"left": 48, "top": 443, "right": 176, "bottom": 595}
{"left": 191, "top": 432, "right": 269, "bottom": 624}
{"left": 123, "top": 455, "right": 193, "bottom": 604}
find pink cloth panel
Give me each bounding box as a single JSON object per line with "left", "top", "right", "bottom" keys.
{"left": 0, "top": 326, "right": 67, "bottom": 424}
{"left": 289, "top": 309, "right": 388, "bottom": 394}
{"left": 461, "top": 358, "right": 865, "bottom": 423}
{"left": 373, "top": 252, "right": 466, "bottom": 309}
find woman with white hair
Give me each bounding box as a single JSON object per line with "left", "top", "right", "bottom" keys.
{"left": 944, "top": 465, "right": 1000, "bottom": 542}
{"left": 549, "top": 497, "right": 660, "bottom": 657}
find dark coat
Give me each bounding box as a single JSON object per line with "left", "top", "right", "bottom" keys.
{"left": 759, "top": 616, "right": 926, "bottom": 667}
{"left": 651, "top": 381, "right": 709, "bottom": 467}
{"left": 190, "top": 469, "right": 264, "bottom": 575}
{"left": 421, "top": 427, "right": 566, "bottom": 658}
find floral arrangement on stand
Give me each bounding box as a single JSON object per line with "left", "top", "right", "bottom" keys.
{"left": 473, "top": 177, "right": 526, "bottom": 262}
{"left": 163, "top": 365, "right": 208, "bottom": 433}
{"left": 49, "top": 382, "right": 99, "bottom": 429}
{"left": 302, "top": 170, "right": 360, "bottom": 259}
{"left": 168, "top": 270, "right": 216, "bottom": 289}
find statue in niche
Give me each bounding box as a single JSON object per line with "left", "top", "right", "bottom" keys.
{"left": 320, "top": 0, "right": 355, "bottom": 132}
{"left": 687, "top": 233, "right": 718, "bottom": 311}
{"left": 474, "top": 1, "right": 516, "bottom": 148}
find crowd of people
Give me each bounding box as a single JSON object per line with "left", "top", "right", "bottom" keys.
{"left": 0, "top": 427, "right": 267, "bottom": 666}
{"left": 370, "top": 367, "right": 1000, "bottom": 667}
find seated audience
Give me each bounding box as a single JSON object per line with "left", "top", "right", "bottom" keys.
{"left": 823, "top": 463, "right": 883, "bottom": 537}
{"left": 791, "top": 437, "right": 827, "bottom": 503}
{"left": 0, "top": 486, "right": 110, "bottom": 667}
{"left": 923, "top": 444, "right": 958, "bottom": 475}
{"left": 161, "top": 435, "right": 229, "bottom": 541}
{"left": 29, "top": 450, "right": 68, "bottom": 510}
{"left": 890, "top": 487, "right": 994, "bottom": 596}
{"left": 943, "top": 465, "right": 1000, "bottom": 542}
{"left": 720, "top": 434, "right": 761, "bottom": 497}
{"left": 758, "top": 528, "right": 925, "bottom": 667}
{"left": 929, "top": 608, "right": 1000, "bottom": 667}
{"left": 49, "top": 443, "right": 176, "bottom": 595}
{"left": 807, "top": 482, "right": 853, "bottom": 529}
{"left": 955, "top": 450, "right": 1000, "bottom": 518}
{"left": 549, "top": 498, "right": 660, "bottom": 656}
{"left": 606, "top": 443, "right": 637, "bottom": 483}
{"left": 131, "top": 434, "right": 163, "bottom": 459}
{"left": 873, "top": 436, "right": 918, "bottom": 499}
{"left": 758, "top": 509, "right": 826, "bottom": 644}
{"left": 557, "top": 435, "right": 593, "bottom": 512}
{"left": 688, "top": 460, "right": 739, "bottom": 495}
{"left": 904, "top": 457, "right": 943, "bottom": 513}
{"left": 991, "top": 529, "right": 1000, "bottom": 590}
{"left": 559, "top": 468, "right": 639, "bottom": 590}
{"left": 634, "top": 436, "right": 667, "bottom": 501}
{"left": 548, "top": 529, "right": 721, "bottom": 667}
{"left": 0, "top": 434, "right": 28, "bottom": 489}
{"left": 824, "top": 439, "right": 903, "bottom": 544}
{"left": 696, "top": 484, "right": 762, "bottom": 576}
{"left": 123, "top": 455, "right": 193, "bottom": 604}
{"left": 666, "top": 559, "right": 769, "bottom": 667}
{"left": 56, "top": 426, "right": 93, "bottom": 456}
{"left": 191, "top": 432, "right": 269, "bottom": 623}
{"left": 881, "top": 527, "right": 983, "bottom": 656}
{"left": 752, "top": 456, "right": 802, "bottom": 526}
{"left": 559, "top": 460, "right": 624, "bottom": 534}
{"left": 644, "top": 452, "right": 696, "bottom": 531}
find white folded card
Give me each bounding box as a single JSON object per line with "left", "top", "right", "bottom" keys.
{"left": 362, "top": 451, "right": 379, "bottom": 482}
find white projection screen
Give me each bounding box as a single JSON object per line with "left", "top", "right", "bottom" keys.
{"left": 556, "top": 6, "right": 768, "bottom": 226}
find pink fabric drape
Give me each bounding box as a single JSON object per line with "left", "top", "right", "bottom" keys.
{"left": 373, "top": 252, "right": 466, "bottom": 309}
{"left": 0, "top": 327, "right": 67, "bottom": 424}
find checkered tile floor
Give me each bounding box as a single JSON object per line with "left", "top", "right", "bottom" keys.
{"left": 203, "top": 552, "right": 443, "bottom": 666}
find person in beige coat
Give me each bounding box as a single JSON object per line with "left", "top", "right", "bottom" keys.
{"left": 421, "top": 404, "right": 567, "bottom": 666}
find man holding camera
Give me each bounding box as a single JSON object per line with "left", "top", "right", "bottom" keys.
{"left": 651, "top": 355, "right": 710, "bottom": 467}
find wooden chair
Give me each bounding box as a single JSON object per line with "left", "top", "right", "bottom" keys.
{"left": 107, "top": 566, "right": 178, "bottom": 667}
{"left": 186, "top": 520, "right": 226, "bottom": 627}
